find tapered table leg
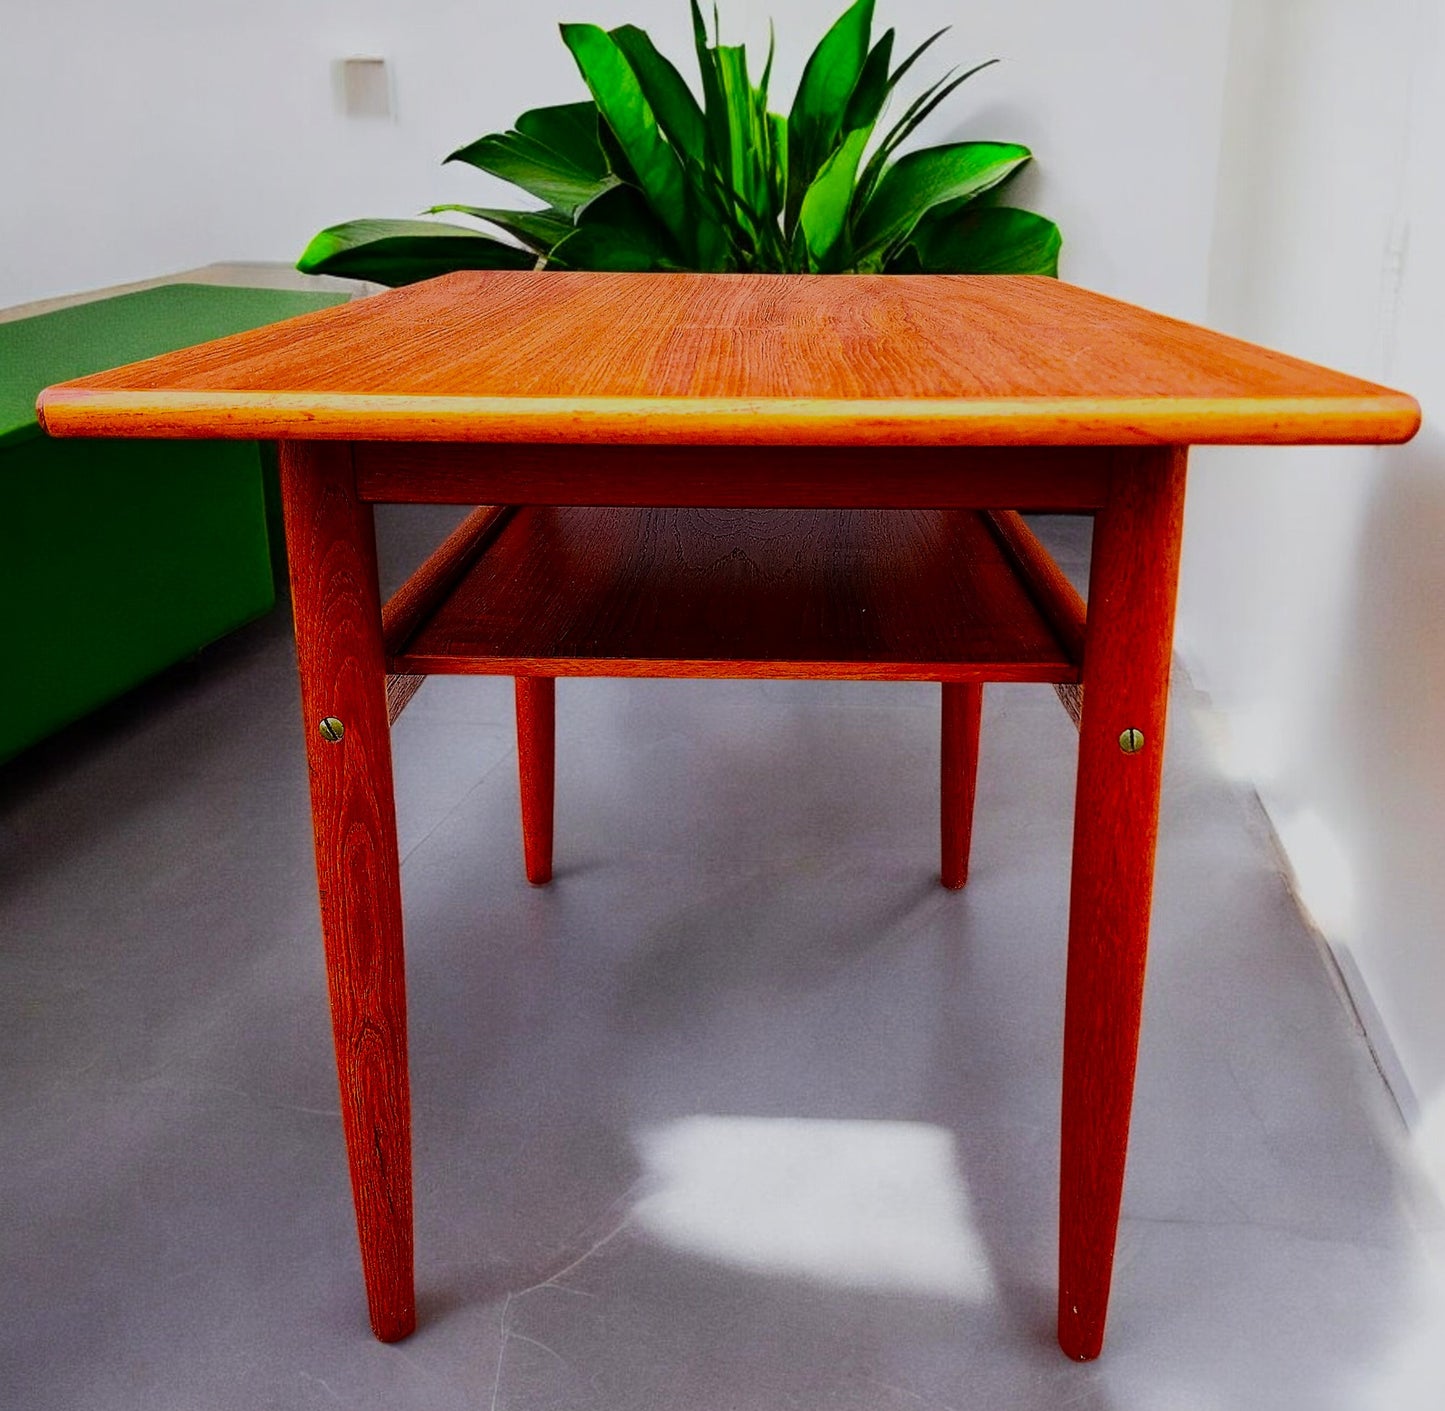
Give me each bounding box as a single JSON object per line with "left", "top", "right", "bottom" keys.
{"left": 1058, "top": 448, "right": 1187, "bottom": 1360}
{"left": 281, "top": 442, "right": 415, "bottom": 1342}
{"left": 940, "top": 681, "right": 983, "bottom": 889}
{"left": 515, "top": 675, "right": 556, "bottom": 885}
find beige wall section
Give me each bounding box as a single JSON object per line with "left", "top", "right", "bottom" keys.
{"left": 0, "top": 0, "right": 1232, "bottom": 316}
{"left": 1181, "top": 0, "right": 1445, "bottom": 1182}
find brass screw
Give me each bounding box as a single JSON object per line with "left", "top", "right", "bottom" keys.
{"left": 319, "top": 716, "right": 345, "bottom": 743}
{"left": 1119, "top": 728, "right": 1145, "bottom": 754}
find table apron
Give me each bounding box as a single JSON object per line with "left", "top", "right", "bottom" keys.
{"left": 351, "top": 442, "right": 1125, "bottom": 510}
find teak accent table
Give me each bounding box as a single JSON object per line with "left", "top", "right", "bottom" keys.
{"left": 39, "top": 273, "right": 1420, "bottom": 1360}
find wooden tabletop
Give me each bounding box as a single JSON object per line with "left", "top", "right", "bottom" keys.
{"left": 37, "top": 272, "right": 1419, "bottom": 448}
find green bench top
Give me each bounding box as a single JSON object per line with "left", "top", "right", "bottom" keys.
{"left": 1, "top": 283, "right": 350, "bottom": 450}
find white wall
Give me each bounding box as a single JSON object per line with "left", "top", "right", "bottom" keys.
{"left": 0, "top": 1, "right": 1232, "bottom": 315}
{"left": 1181, "top": 0, "right": 1445, "bottom": 1177}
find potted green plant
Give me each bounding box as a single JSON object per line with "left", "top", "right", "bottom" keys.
{"left": 298, "top": 0, "right": 1060, "bottom": 283}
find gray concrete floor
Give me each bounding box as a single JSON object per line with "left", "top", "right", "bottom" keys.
{"left": 3, "top": 512, "right": 1444, "bottom": 1410}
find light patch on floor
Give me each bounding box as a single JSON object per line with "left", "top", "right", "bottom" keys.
{"left": 634, "top": 1116, "right": 993, "bottom": 1300}
{"left": 1273, "top": 806, "right": 1359, "bottom": 940}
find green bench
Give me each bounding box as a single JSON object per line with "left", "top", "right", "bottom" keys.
{"left": 1, "top": 283, "right": 349, "bottom": 762}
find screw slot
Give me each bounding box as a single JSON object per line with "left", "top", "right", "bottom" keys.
{"left": 319, "top": 716, "right": 345, "bottom": 743}
{"left": 1118, "top": 728, "right": 1145, "bottom": 754}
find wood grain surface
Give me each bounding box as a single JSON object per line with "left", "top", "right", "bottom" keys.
{"left": 387, "top": 506, "right": 1081, "bottom": 682}
{"left": 983, "top": 511, "right": 1088, "bottom": 661}
{"left": 379, "top": 504, "right": 511, "bottom": 725}
{"left": 379, "top": 503, "right": 512, "bottom": 651}
{"left": 385, "top": 672, "right": 426, "bottom": 725}
{"left": 1057, "top": 447, "right": 1188, "bottom": 1361}
{"left": 280, "top": 441, "right": 416, "bottom": 1343}
{"left": 940, "top": 682, "right": 984, "bottom": 890}
{"left": 38, "top": 272, "right": 1419, "bottom": 446}
{"left": 514, "top": 677, "right": 556, "bottom": 886}
{"left": 984, "top": 509, "right": 1090, "bottom": 728}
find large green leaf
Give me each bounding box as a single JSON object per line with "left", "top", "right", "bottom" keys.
{"left": 798, "top": 127, "right": 870, "bottom": 268}
{"left": 717, "top": 45, "right": 762, "bottom": 219}
{"left": 854, "top": 59, "right": 999, "bottom": 210}
{"left": 426, "top": 204, "right": 573, "bottom": 253}
{"left": 547, "top": 184, "right": 679, "bottom": 271}
{"left": 880, "top": 244, "right": 924, "bottom": 274}
{"left": 609, "top": 24, "right": 707, "bottom": 159}
{"left": 842, "top": 29, "right": 895, "bottom": 133}
{"left": 853, "top": 141, "right": 1031, "bottom": 260}
{"left": 683, "top": 155, "right": 754, "bottom": 270}
{"left": 786, "top": 0, "right": 875, "bottom": 231}
{"left": 888, "top": 26, "right": 949, "bottom": 89}
{"left": 908, "top": 206, "right": 1062, "bottom": 274}
{"left": 756, "top": 35, "right": 788, "bottom": 237}
{"left": 768, "top": 111, "right": 789, "bottom": 205}
{"left": 684, "top": 3, "right": 775, "bottom": 268}
{"left": 797, "top": 27, "right": 896, "bottom": 270}
{"left": 296, "top": 219, "right": 534, "bottom": 286}
{"left": 690, "top": 1, "right": 732, "bottom": 182}
{"left": 560, "top": 24, "right": 691, "bottom": 252}
{"left": 447, "top": 129, "right": 614, "bottom": 216}
{"left": 596, "top": 119, "right": 641, "bottom": 187}
{"left": 514, "top": 101, "right": 610, "bottom": 171}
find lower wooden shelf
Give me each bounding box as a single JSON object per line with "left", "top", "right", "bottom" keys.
{"left": 386, "top": 506, "right": 1081, "bottom": 683}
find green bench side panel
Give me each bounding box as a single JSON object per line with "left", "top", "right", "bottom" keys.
{"left": 0, "top": 283, "right": 349, "bottom": 762}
